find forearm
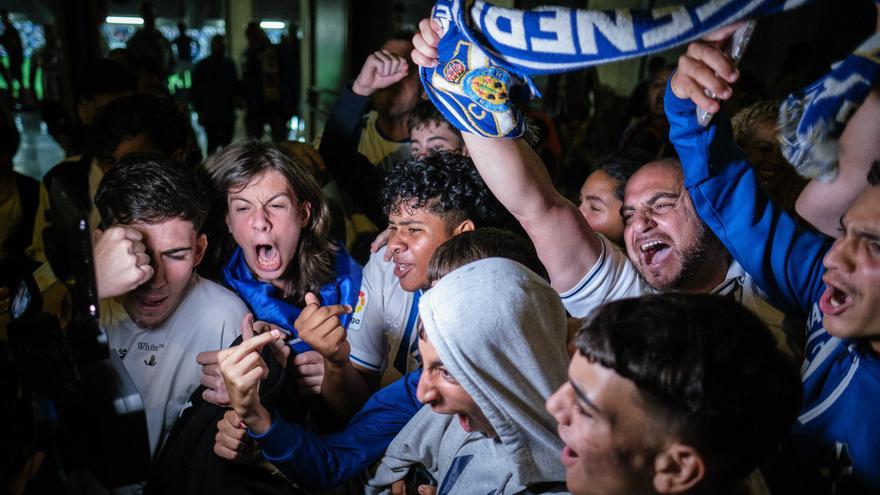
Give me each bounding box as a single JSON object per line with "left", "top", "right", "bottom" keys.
{"left": 320, "top": 85, "right": 387, "bottom": 226}
{"left": 796, "top": 87, "right": 880, "bottom": 237}
{"left": 253, "top": 371, "right": 422, "bottom": 491}
{"left": 666, "top": 83, "right": 830, "bottom": 313}
{"left": 462, "top": 133, "right": 600, "bottom": 291}
{"left": 319, "top": 359, "right": 372, "bottom": 418}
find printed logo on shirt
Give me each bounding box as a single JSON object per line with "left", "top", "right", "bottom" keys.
{"left": 349, "top": 290, "right": 368, "bottom": 330}
{"left": 144, "top": 355, "right": 157, "bottom": 366}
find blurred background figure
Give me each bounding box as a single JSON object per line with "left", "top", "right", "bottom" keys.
{"left": 192, "top": 34, "right": 239, "bottom": 154}
{"left": 732, "top": 100, "right": 807, "bottom": 213}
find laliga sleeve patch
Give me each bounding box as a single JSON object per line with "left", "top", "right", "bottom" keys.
{"left": 349, "top": 289, "right": 368, "bottom": 330}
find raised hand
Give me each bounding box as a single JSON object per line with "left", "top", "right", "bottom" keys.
{"left": 218, "top": 328, "right": 284, "bottom": 433}
{"left": 670, "top": 22, "right": 746, "bottom": 114}
{"left": 293, "top": 292, "right": 352, "bottom": 366}
{"left": 411, "top": 19, "right": 441, "bottom": 68}
{"left": 93, "top": 225, "right": 154, "bottom": 299}
{"left": 352, "top": 50, "right": 410, "bottom": 97}
{"left": 198, "top": 314, "right": 292, "bottom": 406}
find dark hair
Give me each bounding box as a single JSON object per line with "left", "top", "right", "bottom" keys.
{"left": 575, "top": 293, "right": 801, "bottom": 483}
{"left": 381, "top": 151, "right": 503, "bottom": 232}
{"left": 77, "top": 59, "right": 136, "bottom": 101}
{"left": 868, "top": 160, "right": 880, "bottom": 187}
{"left": 406, "top": 99, "right": 460, "bottom": 138}
{"left": 427, "top": 228, "right": 547, "bottom": 284}
{"left": 593, "top": 148, "right": 651, "bottom": 201}
{"left": 204, "top": 141, "right": 335, "bottom": 303}
{"left": 95, "top": 153, "right": 208, "bottom": 231}
{"left": 89, "top": 93, "right": 188, "bottom": 163}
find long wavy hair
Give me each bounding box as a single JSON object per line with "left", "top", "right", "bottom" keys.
{"left": 204, "top": 141, "right": 335, "bottom": 305}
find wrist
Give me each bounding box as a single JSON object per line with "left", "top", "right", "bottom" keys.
{"left": 240, "top": 403, "right": 272, "bottom": 435}
{"left": 351, "top": 79, "right": 372, "bottom": 97}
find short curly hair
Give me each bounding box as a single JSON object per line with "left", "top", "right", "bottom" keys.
{"left": 731, "top": 100, "right": 779, "bottom": 145}
{"left": 381, "top": 151, "right": 503, "bottom": 232}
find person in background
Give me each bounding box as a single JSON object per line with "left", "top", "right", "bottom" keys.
{"left": 192, "top": 34, "right": 240, "bottom": 154}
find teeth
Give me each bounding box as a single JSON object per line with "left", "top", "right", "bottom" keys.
{"left": 640, "top": 241, "right": 663, "bottom": 251}
{"left": 830, "top": 294, "right": 844, "bottom": 307}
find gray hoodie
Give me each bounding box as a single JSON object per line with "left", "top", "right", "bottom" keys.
{"left": 366, "top": 258, "right": 571, "bottom": 494}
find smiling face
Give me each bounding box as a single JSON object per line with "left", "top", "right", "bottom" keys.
{"left": 579, "top": 170, "right": 624, "bottom": 245}
{"left": 410, "top": 121, "right": 466, "bottom": 157}
{"left": 416, "top": 331, "right": 495, "bottom": 437}
{"left": 622, "top": 163, "right": 724, "bottom": 291}
{"left": 225, "top": 169, "right": 311, "bottom": 289}
{"left": 546, "top": 353, "right": 662, "bottom": 495}
{"left": 386, "top": 202, "right": 457, "bottom": 292}
{"left": 122, "top": 218, "right": 206, "bottom": 328}
{"left": 819, "top": 187, "right": 880, "bottom": 352}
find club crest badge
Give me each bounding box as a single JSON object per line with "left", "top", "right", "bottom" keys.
{"left": 463, "top": 67, "right": 511, "bottom": 113}
{"left": 443, "top": 59, "right": 466, "bottom": 83}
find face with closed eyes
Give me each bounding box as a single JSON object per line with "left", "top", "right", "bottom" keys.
{"left": 122, "top": 218, "right": 206, "bottom": 328}
{"left": 225, "top": 169, "right": 311, "bottom": 289}
{"left": 621, "top": 163, "right": 722, "bottom": 291}
{"left": 579, "top": 170, "right": 625, "bottom": 245}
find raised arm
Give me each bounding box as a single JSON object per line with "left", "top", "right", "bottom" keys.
{"left": 796, "top": 87, "right": 880, "bottom": 237}
{"left": 462, "top": 135, "right": 601, "bottom": 291}
{"left": 414, "top": 19, "right": 601, "bottom": 292}
{"left": 320, "top": 51, "right": 411, "bottom": 227}
{"left": 667, "top": 30, "right": 832, "bottom": 314}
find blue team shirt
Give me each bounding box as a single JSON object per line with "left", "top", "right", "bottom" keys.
{"left": 666, "top": 83, "right": 880, "bottom": 493}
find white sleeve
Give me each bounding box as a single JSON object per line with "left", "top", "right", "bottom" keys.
{"left": 558, "top": 235, "right": 644, "bottom": 318}
{"left": 346, "top": 251, "right": 390, "bottom": 372}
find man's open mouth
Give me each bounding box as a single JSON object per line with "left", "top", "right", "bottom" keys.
{"left": 137, "top": 295, "right": 167, "bottom": 308}
{"left": 394, "top": 262, "right": 414, "bottom": 279}
{"left": 640, "top": 240, "right": 671, "bottom": 266}
{"left": 819, "top": 280, "right": 853, "bottom": 316}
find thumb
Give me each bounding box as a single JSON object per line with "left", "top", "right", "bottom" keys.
{"left": 304, "top": 292, "right": 320, "bottom": 307}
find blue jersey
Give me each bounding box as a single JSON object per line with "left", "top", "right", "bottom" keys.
{"left": 249, "top": 369, "right": 423, "bottom": 491}
{"left": 666, "top": 84, "right": 880, "bottom": 493}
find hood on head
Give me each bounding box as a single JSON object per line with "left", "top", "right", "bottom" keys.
{"left": 418, "top": 258, "right": 569, "bottom": 488}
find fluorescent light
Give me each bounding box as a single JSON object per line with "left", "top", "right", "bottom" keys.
{"left": 259, "top": 21, "right": 286, "bottom": 30}
{"left": 106, "top": 16, "right": 144, "bottom": 25}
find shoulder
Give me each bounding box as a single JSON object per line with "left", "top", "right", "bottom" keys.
{"left": 185, "top": 275, "right": 249, "bottom": 321}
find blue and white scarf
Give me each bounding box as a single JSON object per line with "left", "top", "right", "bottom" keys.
{"left": 223, "top": 246, "right": 363, "bottom": 354}
{"left": 422, "top": 0, "right": 814, "bottom": 138}
{"left": 778, "top": 31, "right": 880, "bottom": 181}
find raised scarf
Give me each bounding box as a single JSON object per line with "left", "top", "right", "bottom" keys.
{"left": 420, "top": 0, "right": 815, "bottom": 138}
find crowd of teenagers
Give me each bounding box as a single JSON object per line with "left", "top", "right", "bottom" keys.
{"left": 1, "top": 1, "right": 879, "bottom": 494}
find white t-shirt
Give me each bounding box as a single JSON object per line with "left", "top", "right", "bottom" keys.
{"left": 560, "top": 235, "right": 798, "bottom": 356}
{"left": 347, "top": 247, "right": 422, "bottom": 386}
{"left": 100, "top": 274, "right": 247, "bottom": 457}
